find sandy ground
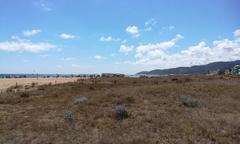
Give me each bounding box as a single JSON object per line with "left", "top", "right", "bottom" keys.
{"left": 0, "top": 77, "right": 79, "bottom": 91}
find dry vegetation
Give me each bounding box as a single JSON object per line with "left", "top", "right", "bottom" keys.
{"left": 0, "top": 76, "right": 240, "bottom": 144}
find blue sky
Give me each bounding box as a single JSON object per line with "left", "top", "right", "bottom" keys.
{"left": 0, "top": 0, "right": 240, "bottom": 74}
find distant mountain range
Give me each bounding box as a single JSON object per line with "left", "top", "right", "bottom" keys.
{"left": 137, "top": 60, "right": 240, "bottom": 76}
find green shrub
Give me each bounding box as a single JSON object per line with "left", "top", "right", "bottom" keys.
{"left": 64, "top": 111, "right": 74, "bottom": 122}
{"left": 180, "top": 96, "right": 199, "bottom": 108}
{"left": 113, "top": 105, "right": 129, "bottom": 120}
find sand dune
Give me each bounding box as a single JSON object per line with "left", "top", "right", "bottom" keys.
{"left": 0, "top": 77, "right": 79, "bottom": 91}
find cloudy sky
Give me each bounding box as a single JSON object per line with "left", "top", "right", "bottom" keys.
{"left": 0, "top": 0, "right": 240, "bottom": 74}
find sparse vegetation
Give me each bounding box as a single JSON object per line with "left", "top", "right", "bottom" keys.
{"left": 113, "top": 105, "right": 129, "bottom": 120}
{"left": 180, "top": 95, "right": 199, "bottom": 108}
{"left": 89, "top": 86, "right": 95, "bottom": 90}
{"left": 20, "top": 92, "right": 29, "bottom": 98}
{"left": 171, "top": 78, "right": 178, "bottom": 82}
{"left": 125, "top": 96, "right": 135, "bottom": 103}
{"left": 37, "top": 86, "right": 45, "bottom": 91}
{"left": 15, "top": 82, "right": 18, "bottom": 88}
{"left": 0, "top": 76, "right": 240, "bottom": 144}
{"left": 64, "top": 111, "right": 74, "bottom": 122}
{"left": 24, "top": 85, "right": 30, "bottom": 90}
{"left": 31, "top": 82, "right": 37, "bottom": 87}
{"left": 113, "top": 79, "right": 117, "bottom": 84}
{"left": 153, "top": 80, "right": 158, "bottom": 84}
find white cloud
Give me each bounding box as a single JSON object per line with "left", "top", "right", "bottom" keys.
{"left": 161, "top": 25, "right": 176, "bottom": 31}
{"left": 119, "top": 45, "right": 134, "bottom": 55}
{"left": 127, "top": 19, "right": 156, "bottom": 36}
{"left": 126, "top": 26, "right": 139, "bottom": 34}
{"left": 126, "top": 26, "right": 140, "bottom": 38}
{"left": 130, "top": 29, "right": 240, "bottom": 69}
{"left": 0, "top": 38, "right": 56, "bottom": 53}
{"left": 100, "top": 36, "right": 112, "bottom": 42}
{"left": 34, "top": 0, "right": 52, "bottom": 11}
{"left": 145, "top": 18, "right": 157, "bottom": 26}
{"left": 144, "top": 18, "right": 157, "bottom": 32}
{"left": 11, "top": 36, "right": 21, "bottom": 40}
{"left": 147, "top": 49, "right": 166, "bottom": 58}
{"left": 136, "top": 34, "right": 184, "bottom": 54}
{"left": 99, "top": 36, "right": 120, "bottom": 42}
{"left": 23, "top": 29, "right": 42, "bottom": 37}
{"left": 95, "top": 55, "right": 104, "bottom": 60}
{"left": 59, "top": 33, "right": 77, "bottom": 39}
{"left": 234, "top": 29, "right": 240, "bottom": 37}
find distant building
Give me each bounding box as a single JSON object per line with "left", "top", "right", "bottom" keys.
{"left": 208, "top": 69, "right": 220, "bottom": 75}
{"left": 101, "top": 73, "right": 125, "bottom": 78}
{"left": 231, "top": 65, "right": 240, "bottom": 75}
{"left": 224, "top": 69, "right": 231, "bottom": 75}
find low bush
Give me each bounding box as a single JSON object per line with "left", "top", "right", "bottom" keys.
{"left": 20, "top": 92, "right": 30, "bottom": 98}
{"left": 37, "top": 86, "right": 45, "bottom": 91}
{"left": 125, "top": 96, "right": 135, "bottom": 103}
{"left": 31, "top": 82, "right": 37, "bottom": 87}
{"left": 64, "top": 111, "right": 74, "bottom": 122}
{"left": 180, "top": 96, "right": 199, "bottom": 108}
{"left": 89, "top": 86, "right": 95, "bottom": 90}
{"left": 113, "top": 105, "right": 129, "bottom": 120}
{"left": 153, "top": 81, "right": 158, "bottom": 84}
{"left": 171, "top": 78, "right": 178, "bottom": 82}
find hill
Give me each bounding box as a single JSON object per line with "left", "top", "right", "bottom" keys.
{"left": 137, "top": 60, "right": 240, "bottom": 75}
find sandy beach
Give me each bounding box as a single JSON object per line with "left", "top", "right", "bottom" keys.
{"left": 0, "top": 77, "right": 79, "bottom": 91}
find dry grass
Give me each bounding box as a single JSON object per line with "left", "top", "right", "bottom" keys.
{"left": 0, "top": 75, "right": 240, "bottom": 144}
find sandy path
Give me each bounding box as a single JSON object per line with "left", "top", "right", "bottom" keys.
{"left": 0, "top": 77, "right": 79, "bottom": 91}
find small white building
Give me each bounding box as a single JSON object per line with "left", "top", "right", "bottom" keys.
{"left": 232, "top": 65, "right": 240, "bottom": 75}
